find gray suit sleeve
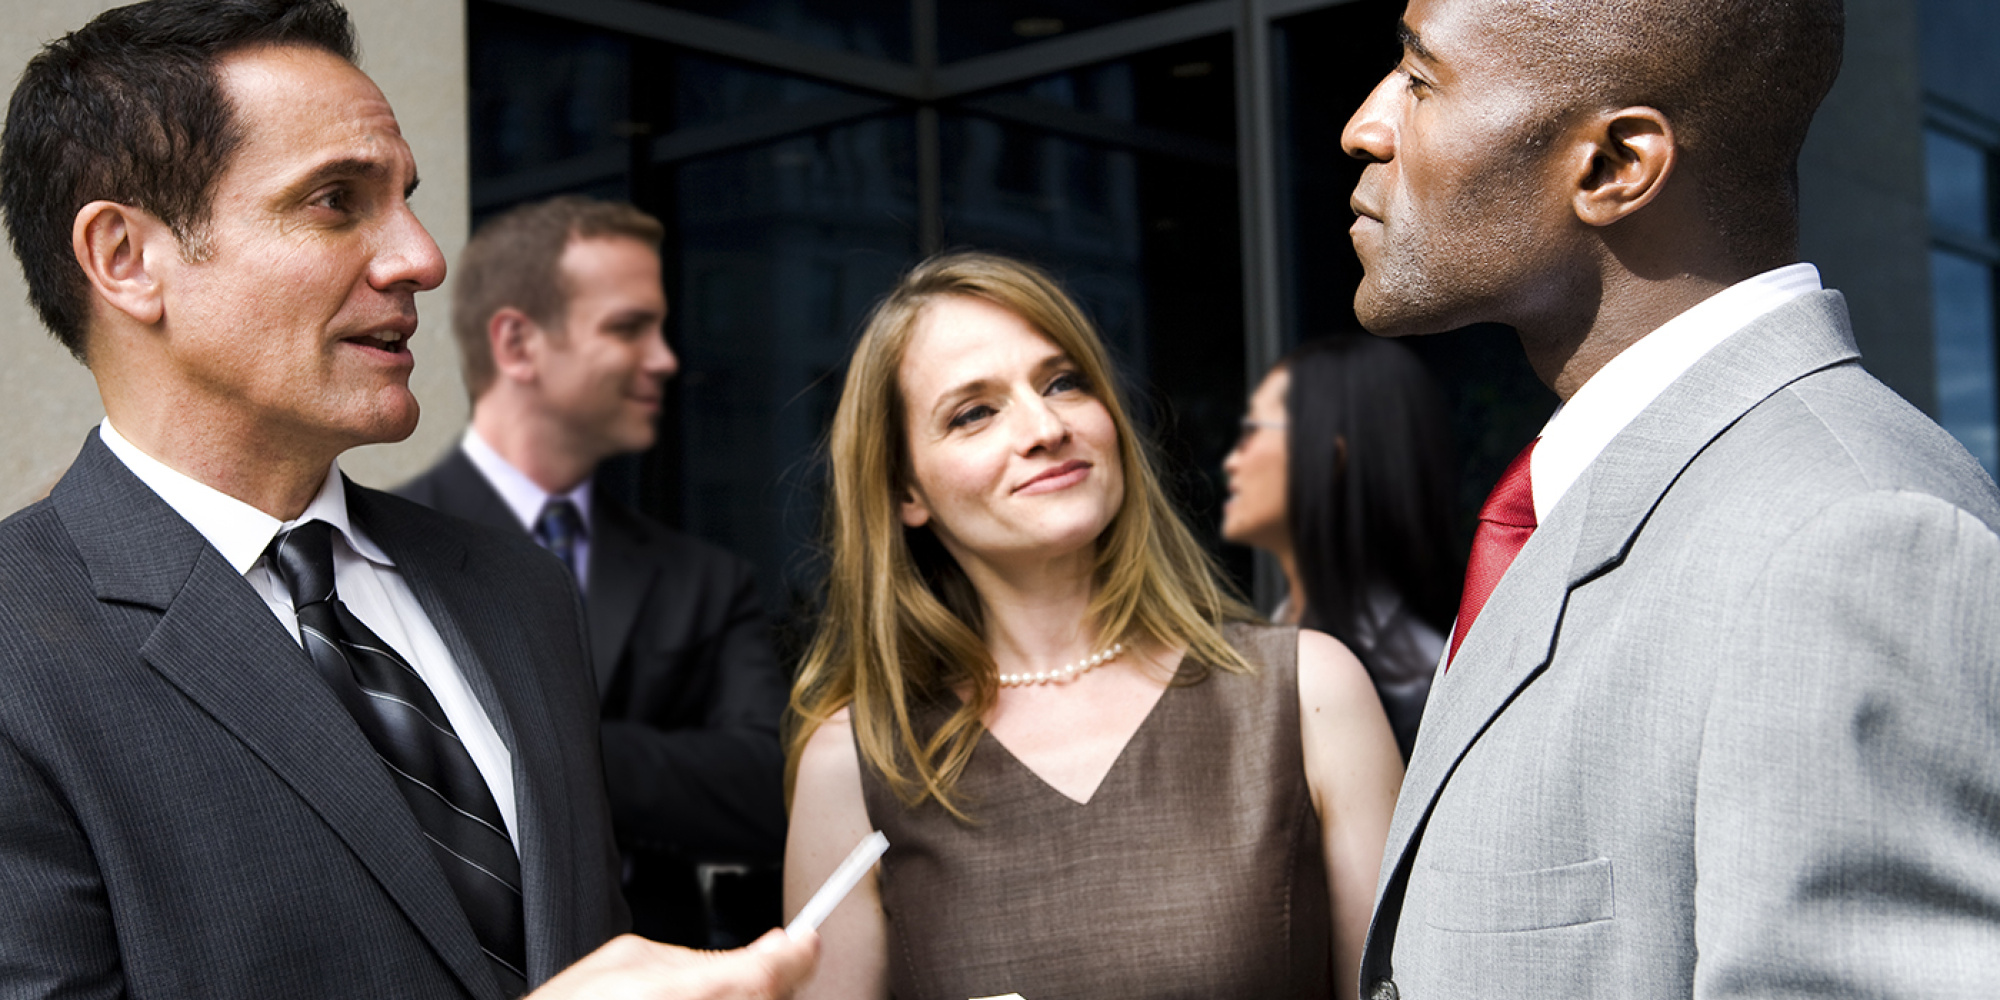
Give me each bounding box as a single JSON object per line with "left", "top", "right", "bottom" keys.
{"left": 1694, "top": 490, "right": 2000, "bottom": 997}
{"left": 0, "top": 729, "right": 123, "bottom": 999}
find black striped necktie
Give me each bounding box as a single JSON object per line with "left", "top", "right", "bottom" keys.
{"left": 268, "top": 521, "right": 528, "bottom": 997}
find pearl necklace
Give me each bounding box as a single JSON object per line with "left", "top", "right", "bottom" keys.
{"left": 996, "top": 642, "right": 1125, "bottom": 688}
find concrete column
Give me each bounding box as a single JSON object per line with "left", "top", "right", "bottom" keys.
{"left": 0, "top": 0, "right": 469, "bottom": 515}
{"left": 1798, "top": 0, "right": 1934, "bottom": 413}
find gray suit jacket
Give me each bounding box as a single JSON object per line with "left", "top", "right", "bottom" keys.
{"left": 1364, "top": 292, "right": 2000, "bottom": 999}
{"left": 0, "top": 433, "right": 626, "bottom": 999}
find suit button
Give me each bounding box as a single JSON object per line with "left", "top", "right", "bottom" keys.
{"left": 1368, "top": 979, "right": 1399, "bottom": 1000}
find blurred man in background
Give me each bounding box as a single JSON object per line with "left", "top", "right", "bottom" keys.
{"left": 401, "top": 195, "right": 789, "bottom": 947}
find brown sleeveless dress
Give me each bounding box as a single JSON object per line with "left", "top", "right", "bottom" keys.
{"left": 857, "top": 624, "right": 1331, "bottom": 1000}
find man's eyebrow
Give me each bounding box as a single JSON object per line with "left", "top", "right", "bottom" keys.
{"left": 1396, "top": 20, "right": 1436, "bottom": 63}
{"left": 281, "top": 157, "right": 418, "bottom": 200}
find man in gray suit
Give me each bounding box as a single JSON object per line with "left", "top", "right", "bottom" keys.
{"left": 1342, "top": 0, "right": 2000, "bottom": 997}
{"left": 0, "top": 1, "right": 813, "bottom": 997}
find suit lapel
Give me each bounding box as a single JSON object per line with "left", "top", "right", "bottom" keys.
{"left": 1365, "top": 290, "right": 1865, "bottom": 974}
{"left": 429, "top": 449, "right": 526, "bottom": 535}
{"left": 1564, "top": 291, "right": 1860, "bottom": 587}
{"left": 352, "top": 485, "right": 577, "bottom": 985}
{"left": 429, "top": 450, "right": 639, "bottom": 696}
{"left": 584, "top": 500, "right": 658, "bottom": 694}
{"left": 54, "top": 437, "right": 499, "bottom": 1000}
{"left": 1363, "top": 479, "right": 1590, "bottom": 932}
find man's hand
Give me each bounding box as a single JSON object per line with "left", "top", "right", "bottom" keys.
{"left": 527, "top": 929, "right": 819, "bottom": 1000}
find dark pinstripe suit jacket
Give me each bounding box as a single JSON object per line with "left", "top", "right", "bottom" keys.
{"left": 0, "top": 432, "right": 625, "bottom": 999}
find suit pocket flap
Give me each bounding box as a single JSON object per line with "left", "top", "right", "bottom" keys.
{"left": 1418, "top": 857, "right": 1614, "bottom": 933}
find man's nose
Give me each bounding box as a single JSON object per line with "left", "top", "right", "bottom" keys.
{"left": 374, "top": 205, "right": 447, "bottom": 293}
{"left": 1342, "top": 74, "right": 1399, "bottom": 164}
{"left": 645, "top": 329, "right": 679, "bottom": 379}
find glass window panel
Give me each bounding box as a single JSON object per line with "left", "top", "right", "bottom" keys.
{"left": 1274, "top": 2, "right": 1399, "bottom": 341}
{"left": 1921, "top": 0, "right": 2000, "bottom": 127}
{"left": 652, "top": 0, "right": 912, "bottom": 63}
{"left": 469, "top": 3, "right": 630, "bottom": 180}
{"left": 674, "top": 52, "right": 867, "bottom": 131}
{"left": 1932, "top": 249, "right": 1999, "bottom": 477}
{"left": 1926, "top": 128, "right": 1991, "bottom": 240}
{"left": 667, "top": 116, "right": 921, "bottom": 624}
{"left": 938, "top": 0, "right": 1201, "bottom": 63}
{"left": 979, "top": 34, "right": 1235, "bottom": 146}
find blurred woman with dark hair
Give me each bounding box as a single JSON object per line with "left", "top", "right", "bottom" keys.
{"left": 1223, "top": 333, "right": 1462, "bottom": 760}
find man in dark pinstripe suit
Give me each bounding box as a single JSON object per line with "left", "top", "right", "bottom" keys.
{"left": 0, "top": 1, "right": 814, "bottom": 997}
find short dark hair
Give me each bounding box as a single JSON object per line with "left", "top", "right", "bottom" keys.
{"left": 452, "top": 196, "right": 665, "bottom": 400}
{"left": 1282, "top": 333, "right": 1461, "bottom": 679}
{"left": 0, "top": 0, "right": 357, "bottom": 362}
{"left": 1505, "top": 0, "right": 1845, "bottom": 263}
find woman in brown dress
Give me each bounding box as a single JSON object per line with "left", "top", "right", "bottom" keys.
{"left": 784, "top": 252, "right": 1402, "bottom": 1000}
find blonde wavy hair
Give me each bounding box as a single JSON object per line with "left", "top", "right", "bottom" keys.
{"left": 786, "top": 252, "right": 1255, "bottom": 819}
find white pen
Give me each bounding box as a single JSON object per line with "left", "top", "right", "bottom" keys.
{"left": 787, "top": 830, "right": 890, "bottom": 936}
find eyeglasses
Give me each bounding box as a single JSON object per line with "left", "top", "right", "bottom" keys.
{"left": 1235, "top": 418, "right": 1287, "bottom": 449}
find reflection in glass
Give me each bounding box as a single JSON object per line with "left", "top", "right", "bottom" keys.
{"left": 938, "top": 0, "right": 1198, "bottom": 63}
{"left": 1926, "top": 129, "right": 1991, "bottom": 239}
{"left": 674, "top": 52, "right": 863, "bottom": 132}
{"left": 672, "top": 118, "right": 920, "bottom": 618}
{"left": 1932, "top": 249, "right": 1998, "bottom": 476}
{"left": 469, "top": 5, "right": 629, "bottom": 179}
{"left": 658, "top": 0, "right": 913, "bottom": 63}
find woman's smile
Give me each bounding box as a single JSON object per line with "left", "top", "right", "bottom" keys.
{"left": 1014, "top": 459, "right": 1092, "bottom": 496}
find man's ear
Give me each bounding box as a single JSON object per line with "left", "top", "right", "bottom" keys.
{"left": 1570, "top": 107, "right": 1676, "bottom": 228}
{"left": 898, "top": 485, "right": 931, "bottom": 529}
{"left": 72, "top": 200, "right": 172, "bottom": 326}
{"left": 488, "top": 307, "right": 543, "bottom": 384}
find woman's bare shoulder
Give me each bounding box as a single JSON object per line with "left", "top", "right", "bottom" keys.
{"left": 797, "top": 705, "right": 860, "bottom": 786}
{"left": 1295, "top": 628, "right": 1380, "bottom": 713}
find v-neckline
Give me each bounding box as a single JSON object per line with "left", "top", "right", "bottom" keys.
{"left": 978, "top": 654, "right": 1192, "bottom": 807}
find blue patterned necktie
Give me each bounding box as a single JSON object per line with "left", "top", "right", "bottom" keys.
{"left": 268, "top": 521, "right": 528, "bottom": 996}
{"left": 533, "top": 498, "right": 584, "bottom": 580}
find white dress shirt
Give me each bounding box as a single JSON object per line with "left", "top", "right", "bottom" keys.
{"left": 461, "top": 428, "right": 593, "bottom": 592}
{"left": 1441, "top": 264, "right": 1825, "bottom": 672}
{"left": 1531, "top": 263, "right": 1824, "bottom": 520}
{"left": 99, "top": 419, "right": 519, "bottom": 844}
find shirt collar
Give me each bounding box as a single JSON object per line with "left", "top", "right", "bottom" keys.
{"left": 1530, "top": 263, "right": 1823, "bottom": 523}
{"left": 460, "top": 426, "right": 593, "bottom": 534}
{"left": 98, "top": 418, "right": 391, "bottom": 574}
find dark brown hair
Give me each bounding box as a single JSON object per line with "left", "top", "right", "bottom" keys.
{"left": 0, "top": 0, "right": 358, "bottom": 362}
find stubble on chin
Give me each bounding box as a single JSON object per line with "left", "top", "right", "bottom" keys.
{"left": 1351, "top": 241, "right": 1458, "bottom": 339}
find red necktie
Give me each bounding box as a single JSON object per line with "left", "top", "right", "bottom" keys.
{"left": 1447, "top": 438, "right": 1538, "bottom": 667}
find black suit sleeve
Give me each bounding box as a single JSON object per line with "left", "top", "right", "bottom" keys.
{"left": 597, "top": 554, "right": 788, "bottom": 863}
{"left": 0, "top": 729, "right": 122, "bottom": 999}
